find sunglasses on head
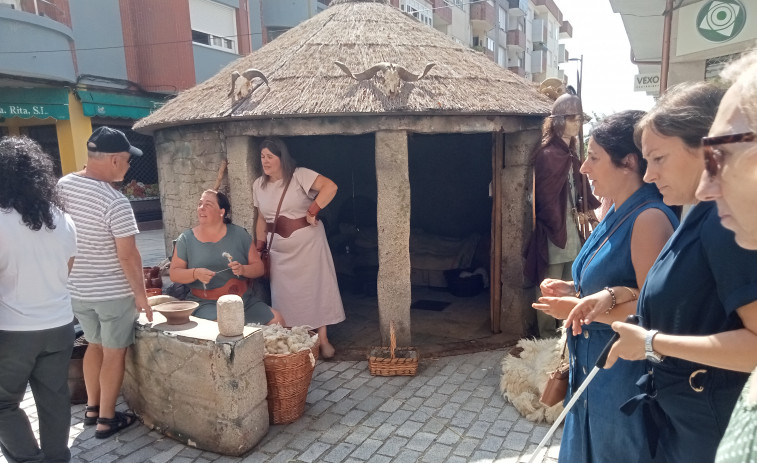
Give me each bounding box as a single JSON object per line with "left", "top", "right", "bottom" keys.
{"left": 701, "top": 132, "right": 756, "bottom": 178}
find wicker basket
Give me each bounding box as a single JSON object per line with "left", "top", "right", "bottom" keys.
{"left": 263, "top": 333, "right": 320, "bottom": 424}
{"left": 368, "top": 321, "right": 418, "bottom": 376}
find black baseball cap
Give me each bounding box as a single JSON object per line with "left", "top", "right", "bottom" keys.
{"left": 87, "top": 126, "right": 143, "bottom": 157}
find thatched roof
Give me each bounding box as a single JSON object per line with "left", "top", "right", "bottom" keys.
{"left": 134, "top": 0, "right": 552, "bottom": 133}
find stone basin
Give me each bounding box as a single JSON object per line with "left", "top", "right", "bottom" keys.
{"left": 123, "top": 314, "right": 269, "bottom": 456}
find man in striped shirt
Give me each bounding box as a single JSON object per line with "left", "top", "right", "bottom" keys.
{"left": 58, "top": 126, "right": 153, "bottom": 440}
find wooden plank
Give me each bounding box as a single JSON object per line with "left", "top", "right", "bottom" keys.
{"left": 490, "top": 130, "right": 504, "bottom": 333}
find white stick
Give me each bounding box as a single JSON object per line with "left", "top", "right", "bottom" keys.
{"left": 526, "top": 366, "right": 600, "bottom": 463}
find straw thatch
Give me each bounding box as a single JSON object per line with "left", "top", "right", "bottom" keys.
{"left": 134, "top": 0, "right": 552, "bottom": 133}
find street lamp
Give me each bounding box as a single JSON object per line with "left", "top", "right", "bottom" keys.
{"left": 567, "top": 55, "right": 583, "bottom": 98}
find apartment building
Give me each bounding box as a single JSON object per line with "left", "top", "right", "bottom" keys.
{"left": 250, "top": 0, "right": 573, "bottom": 85}
{"left": 610, "top": 0, "right": 756, "bottom": 97}
{"left": 0, "top": 0, "right": 253, "bottom": 219}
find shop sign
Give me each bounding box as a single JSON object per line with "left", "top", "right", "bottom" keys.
{"left": 634, "top": 73, "right": 661, "bottom": 96}
{"left": 677, "top": 0, "right": 756, "bottom": 56}
{"left": 0, "top": 88, "right": 70, "bottom": 120}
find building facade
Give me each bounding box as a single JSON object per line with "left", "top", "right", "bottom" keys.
{"left": 248, "top": 0, "right": 574, "bottom": 85}
{"left": 610, "top": 0, "right": 756, "bottom": 97}
{"left": 0, "top": 0, "right": 252, "bottom": 218}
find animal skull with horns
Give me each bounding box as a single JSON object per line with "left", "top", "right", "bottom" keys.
{"left": 228, "top": 68, "right": 269, "bottom": 102}
{"left": 334, "top": 61, "right": 435, "bottom": 96}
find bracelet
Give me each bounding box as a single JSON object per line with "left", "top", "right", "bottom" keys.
{"left": 604, "top": 286, "right": 617, "bottom": 314}
{"left": 623, "top": 286, "right": 638, "bottom": 300}
{"left": 192, "top": 268, "right": 196, "bottom": 280}
{"left": 307, "top": 201, "right": 322, "bottom": 218}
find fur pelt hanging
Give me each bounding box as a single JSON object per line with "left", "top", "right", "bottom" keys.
{"left": 500, "top": 336, "right": 565, "bottom": 424}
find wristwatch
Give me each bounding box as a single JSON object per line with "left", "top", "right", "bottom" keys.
{"left": 645, "top": 330, "right": 664, "bottom": 363}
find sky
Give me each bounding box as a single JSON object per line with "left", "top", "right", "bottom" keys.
{"left": 552, "top": 0, "right": 656, "bottom": 118}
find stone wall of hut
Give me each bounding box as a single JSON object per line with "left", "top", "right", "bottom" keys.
{"left": 154, "top": 125, "right": 231, "bottom": 253}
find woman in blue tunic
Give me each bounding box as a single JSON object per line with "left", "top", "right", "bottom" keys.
{"left": 534, "top": 110, "right": 678, "bottom": 463}
{"left": 602, "top": 82, "right": 757, "bottom": 462}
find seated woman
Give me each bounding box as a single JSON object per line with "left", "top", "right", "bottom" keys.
{"left": 533, "top": 110, "right": 677, "bottom": 462}
{"left": 169, "top": 189, "right": 285, "bottom": 325}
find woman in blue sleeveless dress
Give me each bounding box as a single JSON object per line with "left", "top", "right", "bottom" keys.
{"left": 534, "top": 110, "right": 678, "bottom": 462}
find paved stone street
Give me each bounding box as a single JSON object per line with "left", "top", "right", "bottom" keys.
{"left": 4, "top": 350, "right": 562, "bottom": 463}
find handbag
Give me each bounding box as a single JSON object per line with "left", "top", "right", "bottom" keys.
{"left": 540, "top": 340, "right": 569, "bottom": 406}
{"left": 261, "top": 177, "right": 292, "bottom": 279}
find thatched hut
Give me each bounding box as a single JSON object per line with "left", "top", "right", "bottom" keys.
{"left": 134, "top": 0, "right": 552, "bottom": 346}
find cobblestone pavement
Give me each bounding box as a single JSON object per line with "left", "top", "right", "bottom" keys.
{"left": 4, "top": 350, "right": 562, "bottom": 463}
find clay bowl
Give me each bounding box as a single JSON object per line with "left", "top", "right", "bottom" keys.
{"left": 153, "top": 301, "right": 198, "bottom": 325}
{"left": 145, "top": 288, "right": 162, "bottom": 297}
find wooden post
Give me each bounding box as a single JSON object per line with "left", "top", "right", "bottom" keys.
{"left": 490, "top": 131, "right": 503, "bottom": 333}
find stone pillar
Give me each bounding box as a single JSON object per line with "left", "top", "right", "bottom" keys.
{"left": 154, "top": 126, "right": 226, "bottom": 255}
{"left": 226, "top": 135, "right": 257, "bottom": 234}
{"left": 499, "top": 128, "right": 541, "bottom": 336}
{"left": 123, "top": 315, "right": 269, "bottom": 456}
{"left": 374, "top": 130, "right": 411, "bottom": 346}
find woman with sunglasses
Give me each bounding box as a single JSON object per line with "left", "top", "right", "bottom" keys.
{"left": 600, "top": 81, "right": 757, "bottom": 462}
{"left": 694, "top": 49, "right": 757, "bottom": 463}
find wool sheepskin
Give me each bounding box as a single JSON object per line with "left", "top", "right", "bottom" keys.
{"left": 500, "top": 336, "right": 565, "bottom": 424}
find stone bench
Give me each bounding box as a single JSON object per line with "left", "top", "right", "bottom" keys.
{"left": 123, "top": 314, "right": 268, "bottom": 456}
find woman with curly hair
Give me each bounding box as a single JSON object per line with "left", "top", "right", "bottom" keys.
{"left": 0, "top": 136, "right": 77, "bottom": 462}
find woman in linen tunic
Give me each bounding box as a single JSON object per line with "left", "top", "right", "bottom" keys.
{"left": 533, "top": 111, "right": 677, "bottom": 463}
{"left": 254, "top": 137, "right": 345, "bottom": 358}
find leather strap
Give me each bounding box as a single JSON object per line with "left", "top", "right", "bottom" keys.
{"left": 191, "top": 278, "right": 248, "bottom": 300}
{"left": 266, "top": 177, "right": 292, "bottom": 254}
{"left": 266, "top": 216, "right": 309, "bottom": 238}
{"left": 576, "top": 200, "right": 653, "bottom": 295}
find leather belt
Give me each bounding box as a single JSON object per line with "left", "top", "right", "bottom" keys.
{"left": 191, "top": 278, "right": 248, "bottom": 300}
{"left": 265, "top": 216, "right": 309, "bottom": 238}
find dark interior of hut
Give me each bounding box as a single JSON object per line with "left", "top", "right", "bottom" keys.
{"left": 284, "top": 133, "right": 519, "bottom": 360}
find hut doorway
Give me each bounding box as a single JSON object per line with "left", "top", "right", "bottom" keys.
{"left": 283, "top": 133, "right": 498, "bottom": 356}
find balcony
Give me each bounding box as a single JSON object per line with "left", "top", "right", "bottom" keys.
{"left": 558, "top": 43, "right": 568, "bottom": 63}
{"left": 532, "top": 18, "right": 546, "bottom": 44}
{"left": 1, "top": 0, "right": 70, "bottom": 27}
{"left": 506, "top": 28, "right": 526, "bottom": 51}
{"left": 560, "top": 20, "right": 573, "bottom": 38}
{"left": 532, "top": 0, "right": 560, "bottom": 21}
{"left": 470, "top": 0, "right": 495, "bottom": 33}
{"left": 0, "top": 1, "right": 75, "bottom": 82}
{"left": 431, "top": 0, "right": 451, "bottom": 25}
{"left": 507, "top": 0, "right": 527, "bottom": 16}
{"left": 508, "top": 65, "right": 526, "bottom": 77}
{"left": 531, "top": 49, "right": 547, "bottom": 74}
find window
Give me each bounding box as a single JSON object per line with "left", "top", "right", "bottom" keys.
{"left": 400, "top": 0, "right": 432, "bottom": 27}
{"left": 444, "top": 0, "right": 463, "bottom": 9}
{"left": 267, "top": 27, "right": 291, "bottom": 41}
{"left": 189, "top": 0, "right": 237, "bottom": 53}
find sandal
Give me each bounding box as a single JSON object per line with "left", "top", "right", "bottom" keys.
{"left": 83, "top": 405, "right": 99, "bottom": 426}
{"left": 94, "top": 410, "right": 137, "bottom": 439}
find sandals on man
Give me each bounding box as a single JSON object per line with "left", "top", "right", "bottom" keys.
{"left": 83, "top": 405, "right": 99, "bottom": 426}
{"left": 94, "top": 410, "right": 137, "bottom": 439}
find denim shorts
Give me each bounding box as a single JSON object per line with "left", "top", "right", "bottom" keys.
{"left": 72, "top": 296, "right": 137, "bottom": 349}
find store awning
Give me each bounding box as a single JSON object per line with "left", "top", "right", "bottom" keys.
{"left": 0, "top": 88, "right": 70, "bottom": 120}
{"left": 77, "top": 91, "right": 166, "bottom": 119}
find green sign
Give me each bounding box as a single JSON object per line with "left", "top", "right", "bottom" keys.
{"left": 0, "top": 88, "right": 70, "bottom": 120}
{"left": 697, "top": 0, "right": 747, "bottom": 43}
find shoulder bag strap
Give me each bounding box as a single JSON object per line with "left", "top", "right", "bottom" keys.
{"left": 576, "top": 200, "right": 654, "bottom": 295}
{"left": 532, "top": 169, "right": 537, "bottom": 231}
{"left": 266, "top": 177, "right": 292, "bottom": 251}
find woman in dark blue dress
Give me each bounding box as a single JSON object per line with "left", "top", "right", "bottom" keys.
{"left": 603, "top": 82, "right": 757, "bottom": 462}
{"left": 534, "top": 110, "right": 677, "bottom": 463}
